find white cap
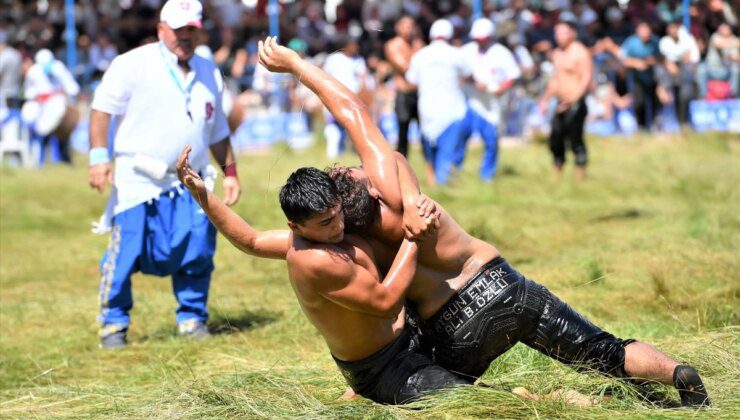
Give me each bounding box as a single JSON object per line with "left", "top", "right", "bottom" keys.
{"left": 160, "top": 0, "right": 203, "bottom": 29}
{"left": 34, "top": 49, "right": 54, "bottom": 65}
{"left": 469, "top": 18, "right": 495, "bottom": 40}
{"left": 429, "top": 19, "right": 453, "bottom": 40}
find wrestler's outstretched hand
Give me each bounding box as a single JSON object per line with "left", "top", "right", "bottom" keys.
{"left": 176, "top": 145, "right": 207, "bottom": 206}
{"left": 258, "top": 36, "right": 301, "bottom": 74}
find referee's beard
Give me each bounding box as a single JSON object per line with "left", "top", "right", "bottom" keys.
{"left": 158, "top": 22, "right": 197, "bottom": 66}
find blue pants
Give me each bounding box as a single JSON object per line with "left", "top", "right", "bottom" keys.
{"left": 97, "top": 188, "right": 217, "bottom": 334}
{"left": 457, "top": 109, "right": 499, "bottom": 181}
{"left": 422, "top": 118, "right": 466, "bottom": 185}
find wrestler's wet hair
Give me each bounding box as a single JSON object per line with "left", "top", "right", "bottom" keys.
{"left": 326, "top": 165, "right": 378, "bottom": 234}
{"left": 279, "top": 167, "right": 340, "bottom": 224}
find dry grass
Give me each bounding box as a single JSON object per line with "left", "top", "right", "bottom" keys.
{"left": 1, "top": 132, "right": 738, "bottom": 418}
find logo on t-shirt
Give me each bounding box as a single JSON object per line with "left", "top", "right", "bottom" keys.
{"left": 205, "top": 102, "right": 214, "bottom": 121}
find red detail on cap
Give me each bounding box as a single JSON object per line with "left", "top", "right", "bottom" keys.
{"left": 186, "top": 20, "right": 202, "bottom": 28}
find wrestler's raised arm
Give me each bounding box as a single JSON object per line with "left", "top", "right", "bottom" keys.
{"left": 395, "top": 152, "right": 440, "bottom": 239}
{"left": 177, "top": 146, "right": 290, "bottom": 260}
{"left": 257, "top": 37, "right": 403, "bottom": 213}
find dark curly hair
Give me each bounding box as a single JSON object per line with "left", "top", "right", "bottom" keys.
{"left": 279, "top": 167, "right": 340, "bottom": 224}
{"left": 327, "top": 165, "right": 379, "bottom": 234}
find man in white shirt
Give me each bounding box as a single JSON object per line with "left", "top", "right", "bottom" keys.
{"left": 22, "top": 48, "right": 80, "bottom": 163}
{"left": 406, "top": 19, "right": 472, "bottom": 186}
{"left": 321, "top": 37, "right": 368, "bottom": 158}
{"left": 659, "top": 22, "right": 700, "bottom": 124}
{"left": 88, "top": 0, "right": 241, "bottom": 348}
{"left": 459, "top": 18, "right": 521, "bottom": 182}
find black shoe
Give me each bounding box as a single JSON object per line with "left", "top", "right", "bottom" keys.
{"left": 673, "top": 365, "right": 711, "bottom": 407}
{"left": 100, "top": 331, "right": 127, "bottom": 349}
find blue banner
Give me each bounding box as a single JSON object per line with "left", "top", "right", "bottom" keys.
{"left": 690, "top": 99, "right": 740, "bottom": 133}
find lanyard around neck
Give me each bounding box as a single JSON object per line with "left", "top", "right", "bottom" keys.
{"left": 159, "top": 42, "right": 196, "bottom": 120}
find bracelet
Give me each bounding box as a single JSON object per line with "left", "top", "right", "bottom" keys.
{"left": 89, "top": 147, "right": 110, "bottom": 166}
{"left": 223, "top": 163, "right": 237, "bottom": 178}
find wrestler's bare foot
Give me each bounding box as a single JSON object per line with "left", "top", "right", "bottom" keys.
{"left": 576, "top": 166, "right": 586, "bottom": 181}
{"left": 552, "top": 165, "right": 563, "bottom": 181}
{"left": 338, "top": 388, "right": 358, "bottom": 401}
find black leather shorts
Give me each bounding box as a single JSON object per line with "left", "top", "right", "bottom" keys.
{"left": 333, "top": 328, "right": 467, "bottom": 404}
{"left": 418, "top": 257, "right": 635, "bottom": 381}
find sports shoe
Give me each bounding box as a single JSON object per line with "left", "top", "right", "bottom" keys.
{"left": 177, "top": 320, "right": 210, "bottom": 340}
{"left": 100, "top": 331, "right": 127, "bottom": 349}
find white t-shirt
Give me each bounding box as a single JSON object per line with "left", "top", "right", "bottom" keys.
{"left": 92, "top": 42, "right": 229, "bottom": 216}
{"left": 461, "top": 42, "right": 521, "bottom": 125}
{"left": 24, "top": 59, "right": 80, "bottom": 100}
{"left": 406, "top": 40, "right": 472, "bottom": 140}
{"left": 659, "top": 27, "right": 700, "bottom": 64}
{"left": 322, "top": 52, "right": 367, "bottom": 94}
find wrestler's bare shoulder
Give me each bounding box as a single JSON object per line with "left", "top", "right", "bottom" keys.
{"left": 386, "top": 37, "right": 406, "bottom": 50}
{"left": 287, "top": 235, "right": 374, "bottom": 288}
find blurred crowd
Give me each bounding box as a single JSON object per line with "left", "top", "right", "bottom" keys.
{"left": 1, "top": 0, "right": 739, "bottom": 166}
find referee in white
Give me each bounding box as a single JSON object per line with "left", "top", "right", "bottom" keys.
{"left": 459, "top": 18, "right": 521, "bottom": 182}
{"left": 88, "top": 0, "right": 241, "bottom": 348}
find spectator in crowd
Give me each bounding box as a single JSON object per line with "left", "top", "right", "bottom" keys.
{"left": 627, "top": 0, "right": 660, "bottom": 27}
{"left": 495, "top": 0, "right": 535, "bottom": 41}
{"left": 211, "top": 27, "right": 245, "bottom": 83}
{"left": 602, "top": 6, "right": 633, "bottom": 46}
{"left": 0, "top": 30, "right": 22, "bottom": 111}
{"left": 657, "top": 0, "right": 683, "bottom": 26}
{"left": 507, "top": 33, "right": 535, "bottom": 78}
{"left": 460, "top": 18, "right": 521, "bottom": 183}
{"left": 384, "top": 15, "right": 422, "bottom": 158}
{"left": 89, "top": 33, "right": 119, "bottom": 79}
{"left": 406, "top": 19, "right": 472, "bottom": 187}
{"left": 287, "top": 38, "right": 323, "bottom": 124}
{"left": 321, "top": 37, "right": 369, "bottom": 158}
{"left": 88, "top": 0, "right": 240, "bottom": 348}
{"left": 620, "top": 22, "right": 662, "bottom": 130}
{"left": 528, "top": 8, "right": 557, "bottom": 59}
{"left": 586, "top": 71, "right": 633, "bottom": 135}
{"left": 699, "top": 22, "right": 740, "bottom": 99}
{"left": 296, "top": 2, "right": 329, "bottom": 56}
{"left": 659, "top": 22, "right": 700, "bottom": 124}
{"left": 3, "top": 0, "right": 740, "bottom": 168}
{"left": 539, "top": 20, "right": 592, "bottom": 181}
{"left": 22, "top": 48, "right": 80, "bottom": 163}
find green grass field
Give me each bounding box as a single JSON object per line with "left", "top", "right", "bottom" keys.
{"left": 1, "top": 133, "right": 738, "bottom": 418}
